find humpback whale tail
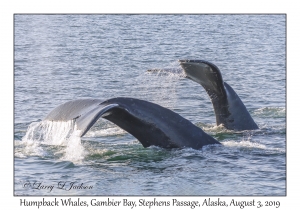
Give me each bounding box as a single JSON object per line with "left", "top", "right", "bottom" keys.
{"left": 179, "top": 60, "right": 258, "bottom": 131}
{"left": 45, "top": 97, "right": 220, "bottom": 149}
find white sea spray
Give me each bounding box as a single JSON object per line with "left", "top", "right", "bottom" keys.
{"left": 21, "top": 120, "right": 85, "bottom": 163}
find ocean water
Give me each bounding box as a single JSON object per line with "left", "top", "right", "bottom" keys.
{"left": 14, "top": 14, "right": 286, "bottom": 196}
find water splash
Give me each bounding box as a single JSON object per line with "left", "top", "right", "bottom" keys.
{"left": 86, "top": 127, "right": 126, "bottom": 137}
{"left": 22, "top": 120, "right": 76, "bottom": 145}
{"left": 222, "top": 139, "right": 285, "bottom": 155}
{"left": 223, "top": 140, "right": 266, "bottom": 150}
{"left": 253, "top": 107, "right": 286, "bottom": 118}
{"left": 85, "top": 120, "right": 127, "bottom": 137}
{"left": 62, "top": 129, "right": 85, "bottom": 163}
{"left": 142, "top": 64, "right": 185, "bottom": 109}
{"left": 198, "top": 122, "right": 234, "bottom": 133}
{"left": 20, "top": 120, "right": 85, "bottom": 163}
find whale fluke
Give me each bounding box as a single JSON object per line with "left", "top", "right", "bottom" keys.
{"left": 45, "top": 97, "right": 220, "bottom": 149}
{"left": 179, "top": 60, "right": 258, "bottom": 131}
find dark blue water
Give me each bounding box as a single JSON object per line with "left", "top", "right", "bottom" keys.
{"left": 14, "top": 14, "right": 286, "bottom": 196}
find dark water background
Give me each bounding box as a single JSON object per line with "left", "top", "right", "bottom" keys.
{"left": 14, "top": 14, "right": 286, "bottom": 195}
